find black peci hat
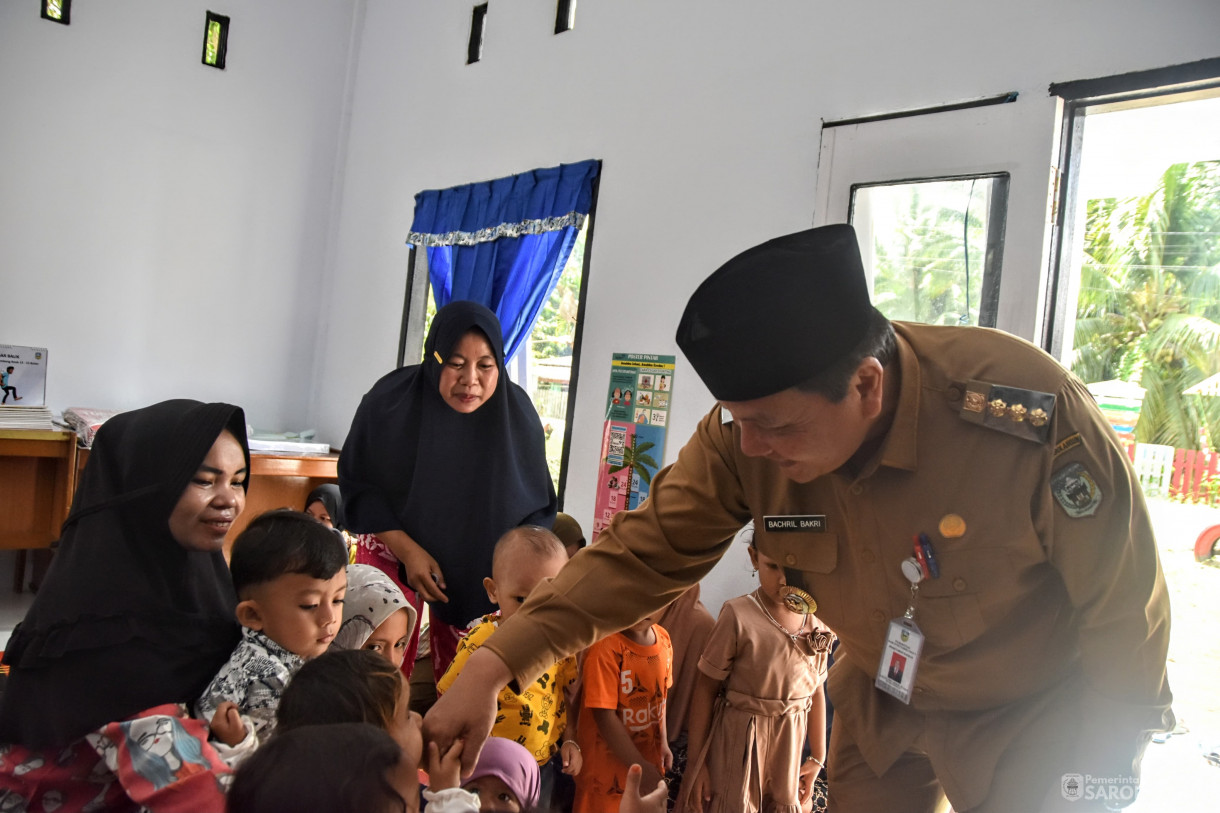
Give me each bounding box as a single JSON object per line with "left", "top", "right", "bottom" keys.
{"left": 675, "top": 224, "right": 873, "bottom": 401}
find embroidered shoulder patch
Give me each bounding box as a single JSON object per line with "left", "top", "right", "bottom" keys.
{"left": 1053, "top": 433, "right": 1082, "bottom": 458}
{"left": 1051, "top": 462, "right": 1102, "bottom": 517}
{"left": 960, "top": 380, "right": 1056, "bottom": 444}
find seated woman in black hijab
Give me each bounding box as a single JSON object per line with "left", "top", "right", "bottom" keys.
{"left": 0, "top": 399, "right": 249, "bottom": 812}
{"left": 340, "top": 301, "right": 556, "bottom": 682}
{"left": 304, "top": 483, "right": 346, "bottom": 532}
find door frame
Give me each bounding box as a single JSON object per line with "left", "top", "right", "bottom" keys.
{"left": 814, "top": 91, "right": 1063, "bottom": 342}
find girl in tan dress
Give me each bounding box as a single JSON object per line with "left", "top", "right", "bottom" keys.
{"left": 679, "top": 522, "right": 836, "bottom": 813}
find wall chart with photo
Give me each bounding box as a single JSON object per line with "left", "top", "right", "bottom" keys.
{"left": 593, "top": 353, "right": 675, "bottom": 542}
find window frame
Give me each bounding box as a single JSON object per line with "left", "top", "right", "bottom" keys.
{"left": 1042, "top": 57, "right": 1220, "bottom": 357}
{"left": 847, "top": 171, "right": 1010, "bottom": 328}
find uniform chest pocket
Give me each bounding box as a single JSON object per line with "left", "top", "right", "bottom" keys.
{"left": 756, "top": 532, "right": 839, "bottom": 574}
{"left": 911, "top": 547, "right": 991, "bottom": 647}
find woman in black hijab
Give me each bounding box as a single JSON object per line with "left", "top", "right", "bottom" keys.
{"left": 340, "top": 301, "right": 556, "bottom": 680}
{"left": 304, "top": 483, "right": 347, "bottom": 531}
{"left": 0, "top": 400, "right": 249, "bottom": 809}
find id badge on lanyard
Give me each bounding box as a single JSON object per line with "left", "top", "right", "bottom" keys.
{"left": 874, "top": 533, "right": 939, "bottom": 704}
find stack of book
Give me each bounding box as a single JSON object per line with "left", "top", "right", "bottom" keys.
{"left": 0, "top": 405, "right": 54, "bottom": 430}
{"left": 247, "top": 433, "right": 332, "bottom": 455}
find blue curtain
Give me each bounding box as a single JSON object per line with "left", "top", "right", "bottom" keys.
{"left": 407, "top": 159, "right": 600, "bottom": 363}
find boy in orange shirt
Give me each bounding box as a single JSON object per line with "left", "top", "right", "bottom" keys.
{"left": 575, "top": 613, "right": 673, "bottom": 813}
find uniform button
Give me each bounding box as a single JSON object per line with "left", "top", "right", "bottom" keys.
{"left": 850, "top": 484, "right": 864, "bottom": 496}
{"left": 861, "top": 550, "right": 876, "bottom": 564}
{"left": 785, "top": 553, "right": 797, "bottom": 566}
{"left": 871, "top": 610, "right": 885, "bottom": 623}
{"left": 946, "top": 386, "right": 962, "bottom": 402}
{"left": 914, "top": 686, "right": 925, "bottom": 694}
{"left": 953, "top": 577, "right": 967, "bottom": 592}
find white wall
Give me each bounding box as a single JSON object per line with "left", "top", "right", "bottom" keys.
{"left": 319, "top": 0, "right": 1220, "bottom": 597}
{"left": 0, "top": 0, "right": 360, "bottom": 430}
{"left": 4, "top": 1, "right": 1219, "bottom": 600}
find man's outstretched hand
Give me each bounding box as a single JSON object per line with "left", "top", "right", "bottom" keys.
{"left": 422, "top": 647, "right": 511, "bottom": 777}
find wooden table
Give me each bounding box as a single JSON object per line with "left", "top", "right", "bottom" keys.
{"left": 224, "top": 451, "right": 340, "bottom": 558}
{"left": 0, "top": 429, "right": 78, "bottom": 591}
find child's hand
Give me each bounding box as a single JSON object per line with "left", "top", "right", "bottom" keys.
{"left": 424, "top": 738, "right": 464, "bottom": 791}
{"left": 797, "top": 759, "right": 821, "bottom": 807}
{"left": 620, "top": 763, "right": 667, "bottom": 813}
{"left": 637, "top": 763, "right": 665, "bottom": 796}
{"left": 661, "top": 742, "right": 674, "bottom": 773}
{"left": 560, "top": 740, "right": 583, "bottom": 776}
{"left": 209, "top": 702, "right": 247, "bottom": 747}
{"left": 678, "top": 766, "right": 711, "bottom": 812}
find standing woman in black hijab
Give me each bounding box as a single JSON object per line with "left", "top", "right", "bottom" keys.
{"left": 340, "top": 301, "right": 556, "bottom": 682}
{"left": 0, "top": 399, "right": 249, "bottom": 810}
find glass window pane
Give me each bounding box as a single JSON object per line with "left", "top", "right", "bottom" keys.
{"left": 1058, "top": 94, "right": 1220, "bottom": 451}
{"left": 849, "top": 175, "right": 1008, "bottom": 327}
{"left": 524, "top": 221, "right": 587, "bottom": 491}
{"left": 205, "top": 21, "right": 222, "bottom": 65}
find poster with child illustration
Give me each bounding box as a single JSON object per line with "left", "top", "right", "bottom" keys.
{"left": 594, "top": 353, "right": 676, "bottom": 542}
{"left": 0, "top": 344, "right": 48, "bottom": 406}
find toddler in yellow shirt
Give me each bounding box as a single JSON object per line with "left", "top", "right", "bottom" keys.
{"left": 438, "top": 525, "right": 580, "bottom": 810}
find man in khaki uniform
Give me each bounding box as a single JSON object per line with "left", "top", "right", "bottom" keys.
{"left": 425, "top": 224, "right": 1173, "bottom": 811}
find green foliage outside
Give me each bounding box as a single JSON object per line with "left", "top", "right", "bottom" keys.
{"left": 532, "top": 226, "right": 586, "bottom": 361}
{"left": 869, "top": 179, "right": 993, "bottom": 326}
{"left": 530, "top": 226, "right": 586, "bottom": 490}
{"left": 205, "top": 22, "right": 222, "bottom": 65}
{"left": 1070, "top": 161, "right": 1220, "bottom": 450}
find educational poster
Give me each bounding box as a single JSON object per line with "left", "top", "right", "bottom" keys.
{"left": 593, "top": 353, "right": 675, "bottom": 542}
{"left": 0, "top": 344, "right": 48, "bottom": 406}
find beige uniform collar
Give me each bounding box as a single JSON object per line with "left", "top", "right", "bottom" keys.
{"left": 874, "top": 330, "right": 919, "bottom": 473}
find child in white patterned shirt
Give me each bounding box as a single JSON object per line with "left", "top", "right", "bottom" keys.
{"left": 193, "top": 509, "right": 348, "bottom": 759}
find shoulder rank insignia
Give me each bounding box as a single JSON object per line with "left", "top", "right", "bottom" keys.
{"left": 959, "top": 380, "right": 1055, "bottom": 443}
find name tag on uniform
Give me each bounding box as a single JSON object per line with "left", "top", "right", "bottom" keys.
{"left": 763, "top": 515, "right": 826, "bottom": 532}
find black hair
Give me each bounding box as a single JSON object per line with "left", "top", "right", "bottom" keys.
{"left": 227, "top": 723, "right": 406, "bottom": 813}
{"left": 794, "top": 307, "right": 896, "bottom": 402}
{"left": 491, "top": 524, "right": 567, "bottom": 574}
{"left": 277, "top": 649, "right": 403, "bottom": 733}
{"left": 229, "top": 509, "right": 348, "bottom": 598}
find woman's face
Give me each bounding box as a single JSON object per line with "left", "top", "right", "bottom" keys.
{"left": 305, "top": 499, "right": 333, "bottom": 528}
{"left": 168, "top": 430, "right": 247, "bottom": 552}
{"left": 438, "top": 330, "right": 499, "bottom": 414}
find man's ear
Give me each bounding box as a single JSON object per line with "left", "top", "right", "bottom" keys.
{"left": 854, "top": 357, "right": 885, "bottom": 420}
{"left": 483, "top": 576, "right": 498, "bottom": 605}
{"left": 235, "top": 599, "right": 263, "bottom": 631}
